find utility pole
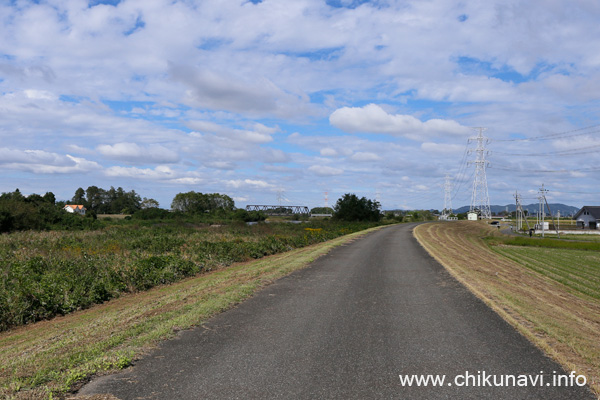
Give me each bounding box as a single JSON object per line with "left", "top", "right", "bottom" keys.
{"left": 468, "top": 127, "right": 492, "bottom": 220}
{"left": 538, "top": 184, "right": 560, "bottom": 238}
{"left": 514, "top": 190, "right": 530, "bottom": 232}
{"left": 538, "top": 185, "right": 547, "bottom": 237}
{"left": 514, "top": 190, "right": 521, "bottom": 231}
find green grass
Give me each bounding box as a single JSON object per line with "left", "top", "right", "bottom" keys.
{"left": 539, "top": 233, "right": 600, "bottom": 242}
{"left": 485, "top": 232, "right": 600, "bottom": 300}
{"left": 492, "top": 246, "right": 600, "bottom": 300}
{"left": 485, "top": 235, "right": 600, "bottom": 251}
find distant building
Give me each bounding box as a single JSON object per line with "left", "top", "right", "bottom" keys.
{"left": 63, "top": 204, "right": 86, "bottom": 215}
{"left": 573, "top": 206, "right": 600, "bottom": 229}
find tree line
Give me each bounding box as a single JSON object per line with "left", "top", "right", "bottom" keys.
{"left": 71, "top": 186, "right": 149, "bottom": 215}
{"left": 0, "top": 187, "right": 386, "bottom": 233}
{"left": 0, "top": 188, "right": 256, "bottom": 232}
{"left": 0, "top": 189, "right": 99, "bottom": 232}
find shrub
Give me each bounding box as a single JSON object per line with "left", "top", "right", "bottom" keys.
{"left": 333, "top": 193, "right": 382, "bottom": 222}
{"left": 0, "top": 219, "right": 380, "bottom": 331}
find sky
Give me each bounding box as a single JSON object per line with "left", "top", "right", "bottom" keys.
{"left": 2, "top": 0, "right": 600, "bottom": 211}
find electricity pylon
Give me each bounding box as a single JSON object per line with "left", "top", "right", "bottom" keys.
{"left": 468, "top": 127, "right": 491, "bottom": 220}
{"left": 442, "top": 174, "right": 453, "bottom": 219}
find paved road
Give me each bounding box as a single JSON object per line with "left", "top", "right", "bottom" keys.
{"left": 80, "top": 224, "right": 594, "bottom": 399}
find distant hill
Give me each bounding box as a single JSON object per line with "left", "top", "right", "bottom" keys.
{"left": 453, "top": 203, "right": 580, "bottom": 217}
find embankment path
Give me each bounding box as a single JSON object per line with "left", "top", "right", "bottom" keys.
{"left": 79, "top": 223, "right": 594, "bottom": 399}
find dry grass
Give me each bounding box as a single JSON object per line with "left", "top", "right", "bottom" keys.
{"left": 414, "top": 221, "right": 600, "bottom": 397}
{"left": 0, "top": 226, "right": 384, "bottom": 399}
{"left": 95, "top": 215, "right": 130, "bottom": 220}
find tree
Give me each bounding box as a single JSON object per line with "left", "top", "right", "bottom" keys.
{"left": 310, "top": 207, "right": 334, "bottom": 214}
{"left": 42, "top": 192, "right": 56, "bottom": 205}
{"left": 72, "top": 188, "right": 86, "bottom": 205}
{"left": 171, "top": 191, "right": 198, "bottom": 213}
{"left": 141, "top": 197, "right": 160, "bottom": 209}
{"left": 171, "top": 191, "right": 235, "bottom": 214}
{"left": 333, "top": 193, "right": 381, "bottom": 222}
{"left": 206, "top": 193, "right": 235, "bottom": 211}
{"left": 85, "top": 186, "right": 105, "bottom": 211}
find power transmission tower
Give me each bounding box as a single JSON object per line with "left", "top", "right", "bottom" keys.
{"left": 442, "top": 174, "right": 453, "bottom": 219}
{"left": 468, "top": 127, "right": 492, "bottom": 220}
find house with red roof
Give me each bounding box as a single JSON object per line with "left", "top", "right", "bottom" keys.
{"left": 63, "top": 204, "right": 87, "bottom": 215}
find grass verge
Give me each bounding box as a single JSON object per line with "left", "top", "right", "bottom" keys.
{"left": 414, "top": 221, "right": 600, "bottom": 397}
{"left": 0, "top": 225, "right": 385, "bottom": 399}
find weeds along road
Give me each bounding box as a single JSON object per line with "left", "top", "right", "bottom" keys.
{"left": 79, "top": 223, "right": 594, "bottom": 399}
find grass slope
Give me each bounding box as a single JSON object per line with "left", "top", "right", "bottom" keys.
{"left": 0, "top": 225, "right": 385, "bottom": 399}
{"left": 414, "top": 221, "right": 600, "bottom": 397}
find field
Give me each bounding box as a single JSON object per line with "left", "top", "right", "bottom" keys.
{"left": 0, "top": 221, "right": 386, "bottom": 399}
{"left": 414, "top": 221, "right": 600, "bottom": 396}
{"left": 0, "top": 220, "right": 379, "bottom": 332}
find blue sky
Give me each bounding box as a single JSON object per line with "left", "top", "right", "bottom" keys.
{"left": 2, "top": 0, "right": 600, "bottom": 211}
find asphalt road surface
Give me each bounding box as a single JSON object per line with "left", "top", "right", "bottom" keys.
{"left": 80, "top": 223, "right": 594, "bottom": 399}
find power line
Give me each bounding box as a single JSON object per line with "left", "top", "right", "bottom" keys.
{"left": 492, "top": 164, "right": 600, "bottom": 173}
{"left": 495, "top": 124, "right": 600, "bottom": 142}
{"left": 450, "top": 142, "right": 471, "bottom": 200}
{"left": 492, "top": 143, "right": 600, "bottom": 157}
{"left": 451, "top": 169, "right": 474, "bottom": 201}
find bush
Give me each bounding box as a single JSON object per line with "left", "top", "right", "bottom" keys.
{"left": 133, "top": 208, "right": 173, "bottom": 220}
{"left": 333, "top": 193, "right": 382, "bottom": 222}
{"left": 0, "top": 219, "right": 381, "bottom": 331}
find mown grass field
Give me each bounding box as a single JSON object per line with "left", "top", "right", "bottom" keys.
{"left": 414, "top": 221, "right": 600, "bottom": 397}
{"left": 493, "top": 245, "right": 600, "bottom": 300}
{"left": 0, "top": 222, "right": 387, "bottom": 399}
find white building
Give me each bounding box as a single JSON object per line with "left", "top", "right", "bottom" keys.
{"left": 467, "top": 212, "right": 478, "bottom": 221}
{"left": 63, "top": 204, "right": 87, "bottom": 215}
{"left": 574, "top": 206, "right": 600, "bottom": 229}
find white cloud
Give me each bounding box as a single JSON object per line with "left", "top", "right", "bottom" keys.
{"left": 0, "top": 148, "right": 100, "bottom": 174}
{"left": 24, "top": 89, "right": 57, "bottom": 100}
{"left": 1, "top": 1, "right": 600, "bottom": 210}
{"left": 104, "top": 165, "right": 177, "bottom": 180}
{"left": 329, "top": 104, "right": 470, "bottom": 140}
{"left": 421, "top": 142, "right": 465, "bottom": 154}
{"left": 97, "top": 142, "right": 180, "bottom": 164}
{"left": 170, "top": 177, "right": 204, "bottom": 185}
{"left": 226, "top": 179, "right": 275, "bottom": 190}
{"left": 170, "top": 65, "right": 314, "bottom": 119}
{"left": 204, "top": 161, "right": 237, "bottom": 170}
{"left": 308, "top": 165, "right": 344, "bottom": 176}
{"left": 320, "top": 148, "right": 339, "bottom": 157}
{"left": 349, "top": 152, "right": 381, "bottom": 162}
{"left": 187, "top": 120, "right": 276, "bottom": 144}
